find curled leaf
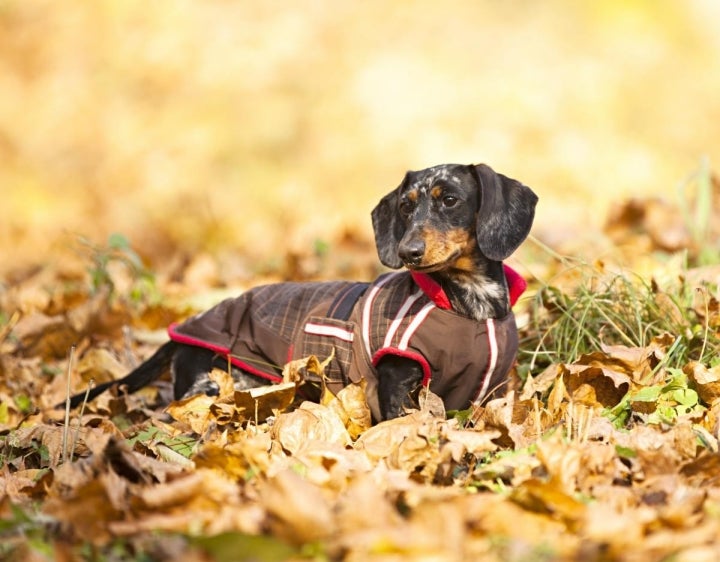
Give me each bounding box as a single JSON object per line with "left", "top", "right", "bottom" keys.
{"left": 233, "top": 382, "right": 296, "bottom": 422}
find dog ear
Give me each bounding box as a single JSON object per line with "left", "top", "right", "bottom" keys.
{"left": 371, "top": 174, "right": 409, "bottom": 269}
{"left": 472, "top": 164, "right": 538, "bottom": 261}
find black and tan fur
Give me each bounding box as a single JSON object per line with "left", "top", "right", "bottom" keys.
{"left": 63, "top": 163, "right": 537, "bottom": 421}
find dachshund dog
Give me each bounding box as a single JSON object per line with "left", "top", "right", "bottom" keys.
{"left": 64, "top": 164, "right": 537, "bottom": 422}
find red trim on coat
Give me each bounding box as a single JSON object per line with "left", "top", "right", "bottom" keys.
{"left": 168, "top": 323, "right": 231, "bottom": 355}
{"left": 503, "top": 264, "right": 526, "bottom": 307}
{"left": 411, "top": 265, "right": 527, "bottom": 309}
{"left": 409, "top": 272, "right": 452, "bottom": 310}
{"left": 168, "top": 323, "right": 283, "bottom": 383}
{"left": 372, "top": 347, "right": 433, "bottom": 386}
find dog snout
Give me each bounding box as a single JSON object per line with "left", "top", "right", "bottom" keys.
{"left": 398, "top": 238, "right": 425, "bottom": 266}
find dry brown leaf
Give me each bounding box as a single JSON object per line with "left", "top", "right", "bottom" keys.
{"left": 11, "top": 311, "right": 82, "bottom": 360}
{"left": 441, "top": 427, "right": 499, "bottom": 456}
{"left": 464, "top": 493, "right": 579, "bottom": 552}
{"left": 535, "top": 434, "right": 582, "bottom": 495}
{"left": 165, "top": 394, "right": 215, "bottom": 434}
{"left": 75, "top": 347, "right": 126, "bottom": 385}
{"left": 418, "top": 386, "right": 446, "bottom": 417}
{"left": 614, "top": 422, "right": 697, "bottom": 479}
{"left": 510, "top": 478, "right": 586, "bottom": 524}
{"left": 639, "top": 474, "right": 706, "bottom": 528}
{"left": 685, "top": 362, "right": 720, "bottom": 405}
{"left": 521, "top": 362, "right": 563, "bottom": 400}
{"left": 112, "top": 467, "right": 262, "bottom": 537}
{"left": 563, "top": 362, "right": 631, "bottom": 408}
{"left": 333, "top": 473, "right": 405, "bottom": 549}
{"left": 681, "top": 451, "right": 720, "bottom": 486}
{"left": 261, "top": 468, "right": 336, "bottom": 545}
{"left": 546, "top": 365, "right": 568, "bottom": 414}
{"left": 2, "top": 469, "right": 54, "bottom": 502}
{"left": 327, "top": 379, "right": 372, "bottom": 440}
{"left": 476, "top": 392, "right": 551, "bottom": 449}
{"left": 582, "top": 501, "right": 654, "bottom": 551}
{"left": 207, "top": 400, "right": 238, "bottom": 426}
{"left": 282, "top": 352, "right": 333, "bottom": 385}
{"left": 271, "top": 401, "right": 351, "bottom": 455}
{"left": 288, "top": 441, "right": 373, "bottom": 490}
{"left": 194, "top": 431, "right": 276, "bottom": 479}
{"left": 232, "top": 381, "right": 296, "bottom": 422}
{"left": 208, "top": 367, "right": 236, "bottom": 400}
{"left": 605, "top": 197, "right": 691, "bottom": 252}
{"left": 353, "top": 410, "right": 430, "bottom": 463}
{"left": 388, "top": 420, "right": 443, "bottom": 479}
{"left": 45, "top": 472, "right": 130, "bottom": 545}
{"left": 575, "top": 440, "right": 628, "bottom": 495}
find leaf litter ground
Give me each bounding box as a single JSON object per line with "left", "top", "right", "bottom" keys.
{"left": 4, "top": 192, "right": 720, "bottom": 561}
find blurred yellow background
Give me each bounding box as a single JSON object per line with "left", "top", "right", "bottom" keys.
{"left": 1, "top": 0, "right": 719, "bottom": 275}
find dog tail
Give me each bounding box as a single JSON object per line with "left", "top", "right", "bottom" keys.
{"left": 58, "top": 341, "right": 178, "bottom": 409}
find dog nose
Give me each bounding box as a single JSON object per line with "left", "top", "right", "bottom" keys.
{"left": 398, "top": 240, "right": 425, "bottom": 266}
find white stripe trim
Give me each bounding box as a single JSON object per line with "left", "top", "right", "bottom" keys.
{"left": 474, "top": 318, "right": 498, "bottom": 403}
{"left": 383, "top": 289, "right": 424, "bottom": 348}
{"left": 362, "top": 273, "right": 397, "bottom": 358}
{"left": 398, "top": 301, "right": 436, "bottom": 350}
{"left": 304, "top": 322, "right": 354, "bottom": 342}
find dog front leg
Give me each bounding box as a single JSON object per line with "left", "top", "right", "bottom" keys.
{"left": 375, "top": 355, "right": 424, "bottom": 420}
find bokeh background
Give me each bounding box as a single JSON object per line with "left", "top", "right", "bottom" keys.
{"left": 2, "top": 0, "right": 719, "bottom": 279}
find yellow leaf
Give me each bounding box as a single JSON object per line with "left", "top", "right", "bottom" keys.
{"left": 272, "top": 401, "right": 351, "bottom": 454}
{"left": 282, "top": 349, "right": 334, "bottom": 384}
{"left": 165, "top": 394, "right": 215, "bottom": 434}
{"left": 261, "top": 469, "right": 336, "bottom": 545}
{"left": 233, "top": 381, "right": 296, "bottom": 422}
{"left": 684, "top": 361, "right": 720, "bottom": 405}
{"left": 327, "top": 379, "right": 372, "bottom": 439}
{"left": 208, "top": 367, "right": 236, "bottom": 400}
{"left": 76, "top": 347, "right": 126, "bottom": 385}
{"left": 511, "top": 478, "right": 586, "bottom": 524}
{"left": 354, "top": 411, "right": 428, "bottom": 462}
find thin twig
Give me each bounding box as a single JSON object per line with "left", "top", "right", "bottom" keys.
{"left": 62, "top": 346, "right": 77, "bottom": 465}
{"left": 0, "top": 311, "right": 20, "bottom": 344}
{"left": 698, "top": 287, "right": 711, "bottom": 364}
{"left": 69, "top": 380, "right": 94, "bottom": 463}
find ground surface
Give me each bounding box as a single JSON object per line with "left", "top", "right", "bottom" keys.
{"left": 3, "top": 2, "right": 720, "bottom": 560}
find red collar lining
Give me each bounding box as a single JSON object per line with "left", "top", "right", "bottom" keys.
{"left": 410, "top": 271, "right": 452, "bottom": 310}
{"left": 410, "top": 265, "right": 526, "bottom": 310}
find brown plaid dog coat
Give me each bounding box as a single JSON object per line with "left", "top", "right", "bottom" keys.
{"left": 168, "top": 268, "right": 525, "bottom": 420}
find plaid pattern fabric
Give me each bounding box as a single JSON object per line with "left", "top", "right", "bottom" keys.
{"left": 357, "top": 273, "right": 518, "bottom": 413}
{"left": 169, "top": 280, "right": 357, "bottom": 380}
{"left": 249, "top": 281, "right": 355, "bottom": 344}
{"left": 169, "top": 272, "right": 519, "bottom": 420}
{"left": 361, "top": 273, "right": 438, "bottom": 361}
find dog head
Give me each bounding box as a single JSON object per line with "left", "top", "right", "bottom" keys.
{"left": 371, "top": 163, "right": 538, "bottom": 270}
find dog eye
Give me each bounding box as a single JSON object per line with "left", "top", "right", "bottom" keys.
{"left": 442, "top": 196, "right": 458, "bottom": 208}
{"left": 399, "top": 200, "right": 414, "bottom": 216}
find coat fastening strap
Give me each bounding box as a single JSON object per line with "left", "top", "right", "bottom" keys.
{"left": 326, "top": 282, "right": 369, "bottom": 321}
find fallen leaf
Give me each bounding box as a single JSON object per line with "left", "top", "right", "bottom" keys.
{"left": 354, "top": 411, "right": 430, "bottom": 463}
{"left": 271, "top": 401, "right": 351, "bottom": 455}
{"left": 165, "top": 394, "right": 215, "bottom": 434}
{"left": 233, "top": 382, "right": 297, "bottom": 422}
{"left": 260, "top": 468, "right": 336, "bottom": 545}
{"left": 326, "top": 379, "right": 372, "bottom": 439}
{"left": 510, "top": 478, "right": 586, "bottom": 525}
{"left": 209, "top": 367, "right": 236, "bottom": 400}
{"left": 684, "top": 362, "right": 720, "bottom": 405}
{"left": 476, "top": 392, "right": 552, "bottom": 449}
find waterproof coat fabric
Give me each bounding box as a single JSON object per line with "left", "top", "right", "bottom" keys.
{"left": 168, "top": 268, "right": 524, "bottom": 420}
